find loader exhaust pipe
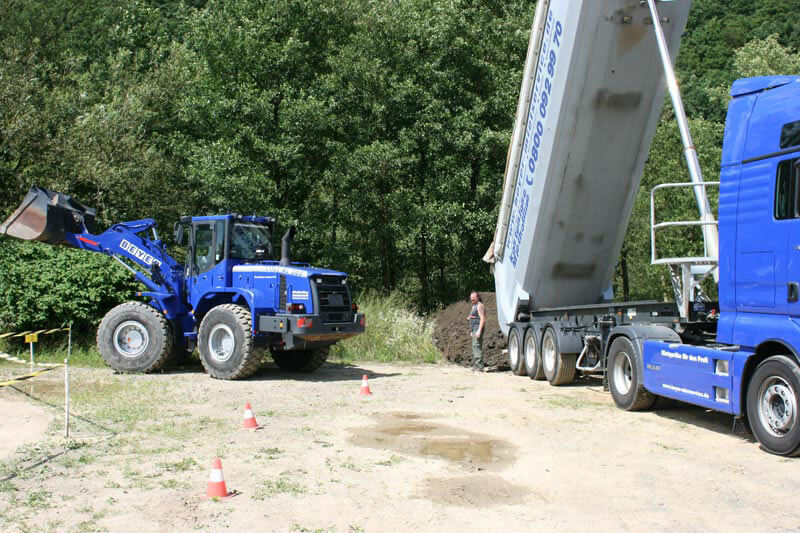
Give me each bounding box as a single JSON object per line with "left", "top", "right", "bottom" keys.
{"left": 0, "top": 186, "right": 96, "bottom": 245}
{"left": 279, "top": 226, "right": 296, "bottom": 266}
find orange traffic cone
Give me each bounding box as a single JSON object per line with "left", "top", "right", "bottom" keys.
{"left": 242, "top": 402, "right": 261, "bottom": 430}
{"left": 359, "top": 374, "right": 372, "bottom": 396}
{"left": 206, "top": 458, "right": 229, "bottom": 498}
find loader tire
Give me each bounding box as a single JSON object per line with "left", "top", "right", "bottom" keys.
{"left": 198, "top": 304, "right": 262, "bottom": 380}
{"left": 541, "top": 327, "right": 576, "bottom": 386}
{"left": 97, "top": 302, "right": 172, "bottom": 373}
{"left": 271, "top": 347, "right": 330, "bottom": 373}
{"left": 607, "top": 336, "right": 656, "bottom": 411}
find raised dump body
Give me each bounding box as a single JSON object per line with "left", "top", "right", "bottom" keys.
{"left": 490, "top": 0, "right": 691, "bottom": 334}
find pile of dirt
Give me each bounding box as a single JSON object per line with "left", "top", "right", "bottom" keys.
{"left": 433, "top": 292, "right": 508, "bottom": 369}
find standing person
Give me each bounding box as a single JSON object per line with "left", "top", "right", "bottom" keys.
{"left": 467, "top": 291, "right": 486, "bottom": 371}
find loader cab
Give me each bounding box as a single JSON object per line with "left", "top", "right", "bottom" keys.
{"left": 174, "top": 214, "right": 275, "bottom": 306}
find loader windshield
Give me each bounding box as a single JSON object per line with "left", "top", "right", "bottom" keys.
{"left": 230, "top": 221, "right": 273, "bottom": 261}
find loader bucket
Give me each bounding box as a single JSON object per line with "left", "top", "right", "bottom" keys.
{"left": 0, "top": 186, "right": 96, "bottom": 245}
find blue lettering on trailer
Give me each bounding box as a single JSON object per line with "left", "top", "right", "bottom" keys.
{"left": 509, "top": 12, "right": 563, "bottom": 267}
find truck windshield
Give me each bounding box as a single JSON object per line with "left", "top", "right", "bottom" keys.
{"left": 230, "top": 222, "right": 273, "bottom": 261}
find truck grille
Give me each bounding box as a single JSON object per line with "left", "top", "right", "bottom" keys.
{"left": 279, "top": 275, "right": 286, "bottom": 310}
{"left": 314, "top": 277, "right": 352, "bottom": 323}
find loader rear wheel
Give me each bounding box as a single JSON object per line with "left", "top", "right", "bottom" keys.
{"left": 198, "top": 304, "right": 262, "bottom": 380}
{"left": 271, "top": 347, "right": 330, "bottom": 373}
{"left": 524, "top": 327, "right": 545, "bottom": 380}
{"left": 607, "top": 336, "right": 656, "bottom": 411}
{"left": 541, "top": 327, "right": 576, "bottom": 386}
{"left": 746, "top": 355, "right": 800, "bottom": 456}
{"left": 97, "top": 302, "right": 172, "bottom": 373}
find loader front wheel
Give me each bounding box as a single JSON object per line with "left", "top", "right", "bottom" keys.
{"left": 198, "top": 304, "right": 263, "bottom": 380}
{"left": 97, "top": 302, "right": 172, "bottom": 373}
{"left": 271, "top": 347, "right": 330, "bottom": 373}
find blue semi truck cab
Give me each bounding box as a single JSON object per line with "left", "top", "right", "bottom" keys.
{"left": 0, "top": 195, "right": 365, "bottom": 380}
{"left": 639, "top": 76, "right": 800, "bottom": 455}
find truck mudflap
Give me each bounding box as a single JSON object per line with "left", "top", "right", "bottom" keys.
{"left": 0, "top": 186, "right": 96, "bottom": 245}
{"left": 642, "top": 341, "right": 749, "bottom": 415}
{"left": 258, "top": 313, "right": 365, "bottom": 349}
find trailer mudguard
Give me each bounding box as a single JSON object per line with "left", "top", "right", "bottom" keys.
{"left": 607, "top": 325, "right": 680, "bottom": 385}
{"left": 549, "top": 323, "right": 583, "bottom": 355}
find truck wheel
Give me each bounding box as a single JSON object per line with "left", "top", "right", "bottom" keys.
{"left": 746, "top": 355, "right": 800, "bottom": 456}
{"left": 198, "top": 304, "right": 262, "bottom": 380}
{"left": 271, "top": 347, "right": 330, "bottom": 373}
{"left": 607, "top": 336, "right": 655, "bottom": 411}
{"left": 508, "top": 327, "right": 525, "bottom": 376}
{"left": 524, "top": 327, "right": 545, "bottom": 380}
{"left": 97, "top": 302, "right": 172, "bottom": 373}
{"left": 541, "top": 327, "right": 576, "bottom": 385}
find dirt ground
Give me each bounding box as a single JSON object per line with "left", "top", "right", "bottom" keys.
{"left": 1, "top": 360, "right": 799, "bottom": 532}
{"left": 434, "top": 292, "right": 507, "bottom": 369}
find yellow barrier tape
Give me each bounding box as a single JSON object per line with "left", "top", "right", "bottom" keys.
{"left": 0, "top": 365, "right": 63, "bottom": 388}
{"left": 0, "top": 352, "right": 61, "bottom": 368}
{"left": 0, "top": 328, "right": 69, "bottom": 340}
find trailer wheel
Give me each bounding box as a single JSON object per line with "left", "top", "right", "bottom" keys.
{"left": 746, "top": 355, "right": 800, "bottom": 456}
{"left": 271, "top": 347, "right": 330, "bottom": 373}
{"left": 508, "top": 327, "right": 525, "bottom": 376}
{"left": 607, "top": 336, "right": 655, "bottom": 411}
{"left": 524, "top": 328, "right": 545, "bottom": 380}
{"left": 541, "top": 327, "right": 576, "bottom": 386}
{"left": 198, "top": 304, "right": 262, "bottom": 380}
{"left": 97, "top": 302, "right": 172, "bottom": 373}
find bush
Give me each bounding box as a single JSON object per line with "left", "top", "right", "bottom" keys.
{"left": 331, "top": 291, "right": 440, "bottom": 363}
{"left": 0, "top": 240, "right": 139, "bottom": 333}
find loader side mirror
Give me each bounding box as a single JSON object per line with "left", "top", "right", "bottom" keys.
{"left": 174, "top": 222, "right": 185, "bottom": 245}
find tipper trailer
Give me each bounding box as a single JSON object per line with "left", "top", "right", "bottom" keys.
{"left": 486, "top": 0, "right": 800, "bottom": 455}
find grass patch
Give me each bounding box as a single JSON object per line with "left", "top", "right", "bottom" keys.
{"left": 159, "top": 458, "right": 198, "bottom": 472}
{"left": 331, "top": 291, "right": 440, "bottom": 363}
{"left": 375, "top": 454, "right": 405, "bottom": 466}
{"left": 0, "top": 333, "right": 104, "bottom": 368}
{"left": 71, "top": 380, "right": 175, "bottom": 430}
{"left": 545, "top": 395, "right": 602, "bottom": 410}
{"left": 255, "top": 447, "right": 284, "bottom": 460}
{"left": 251, "top": 475, "right": 306, "bottom": 500}
{"left": 24, "top": 489, "right": 52, "bottom": 509}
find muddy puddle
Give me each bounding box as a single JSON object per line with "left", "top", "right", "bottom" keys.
{"left": 348, "top": 412, "right": 516, "bottom": 471}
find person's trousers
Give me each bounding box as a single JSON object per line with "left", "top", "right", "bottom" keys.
{"left": 471, "top": 335, "right": 483, "bottom": 369}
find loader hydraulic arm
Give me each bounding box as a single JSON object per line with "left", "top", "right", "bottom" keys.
{"left": 63, "top": 218, "right": 184, "bottom": 296}
{"left": 0, "top": 187, "right": 184, "bottom": 298}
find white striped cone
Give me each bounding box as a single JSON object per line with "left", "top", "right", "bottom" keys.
{"left": 359, "top": 374, "right": 372, "bottom": 395}
{"left": 206, "top": 458, "right": 228, "bottom": 498}
{"left": 242, "top": 402, "right": 260, "bottom": 429}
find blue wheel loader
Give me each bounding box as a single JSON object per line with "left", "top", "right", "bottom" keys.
{"left": 0, "top": 187, "right": 365, "bottom": 379}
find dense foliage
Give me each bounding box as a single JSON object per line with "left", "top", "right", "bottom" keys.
{"left": 1, "top": 0, "right": 799, "bottom": 330}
